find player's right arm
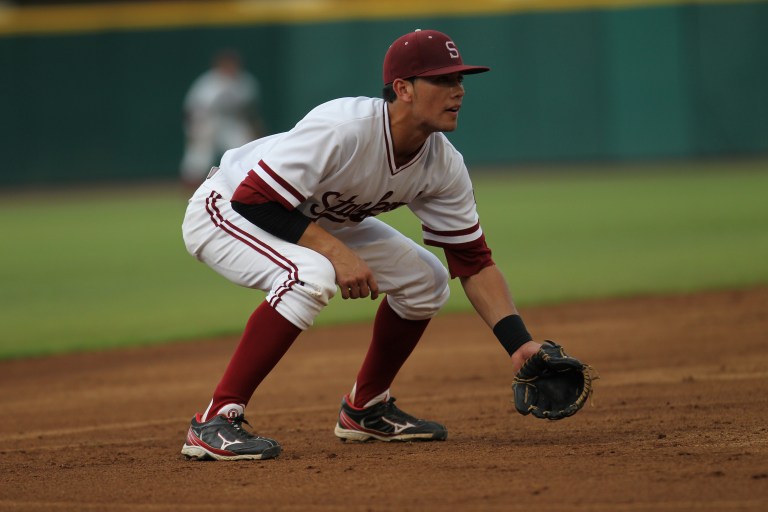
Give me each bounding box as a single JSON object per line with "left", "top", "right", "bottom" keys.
{"left": 296, "top": 222, "right": 379, "bottom": 301}
{"left": 230, "top": 198, "right": 378, "bottom": 301}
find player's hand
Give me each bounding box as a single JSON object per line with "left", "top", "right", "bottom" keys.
{"left": 296, "top": 222, "right": 379, "bottom": 300}
{"left": 510, "top": 340, "right": 542, "bottom": 374}
{"left": 334, "top": 251, "right": 379, "bottom": 300}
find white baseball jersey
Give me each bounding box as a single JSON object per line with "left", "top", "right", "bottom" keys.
{"left": 184, "top": 96, "right": 491, "bottom": 328}
{"left": 214, "top": 96, "right": 484, "bottom": 250}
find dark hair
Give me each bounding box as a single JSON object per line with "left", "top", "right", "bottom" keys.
{"left": 382, "top": 78, "right": 414, "bottom": 103}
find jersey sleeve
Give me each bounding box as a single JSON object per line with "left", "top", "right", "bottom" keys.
{"left": 408, "top": 151, "right": 494, "bottom": 278}
{"left": 409, "top": 153, "right": 483, "bottom": 247}
{"left": 233, "top": 113, "right": 342, "bottom": 210}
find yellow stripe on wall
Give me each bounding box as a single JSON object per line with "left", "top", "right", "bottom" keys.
{"left": 0, "top": 0, "right": 762, "bottom": 37}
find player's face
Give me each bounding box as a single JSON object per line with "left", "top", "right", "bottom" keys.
{"left": 410, "top": 73, "right": 465, "bottom": 132}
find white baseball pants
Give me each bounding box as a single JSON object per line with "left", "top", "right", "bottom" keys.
{"left": 182, "top": 184, "right": 450, "bottom": 330}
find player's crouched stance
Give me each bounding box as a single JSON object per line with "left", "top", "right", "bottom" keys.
{"left": 180, "top": 29, "right": 546, "bottom": 461}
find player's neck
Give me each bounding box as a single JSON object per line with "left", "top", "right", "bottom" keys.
{"left": 393, "top": 139, "right": 425, "bottom": 167}
{"left": 388, "top": 104, "right": 429, "bottom": 167}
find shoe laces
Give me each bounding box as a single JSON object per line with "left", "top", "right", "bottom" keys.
{"left": 226, "top": 414, "right": 256, "bottom": 439}
{"left": 380, "top": 397, "right": 419, "bottom": 423}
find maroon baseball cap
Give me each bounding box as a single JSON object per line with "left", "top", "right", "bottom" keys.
{"left": 383, "top": 29, "right": 490, "bottom": 85}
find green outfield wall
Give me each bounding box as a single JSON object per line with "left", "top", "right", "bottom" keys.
{"left": 1, "top": 0, "right": 766, "bottom": 185}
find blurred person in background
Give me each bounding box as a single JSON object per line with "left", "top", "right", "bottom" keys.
{"left": 180, "top": 49, "right": 264, "bottom": 189}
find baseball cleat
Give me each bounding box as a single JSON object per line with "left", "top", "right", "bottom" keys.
{"left": 334, "top": 395, "right": 447, "bottom": 442}
{"left": 181, "top": 413, "right": 281, "bottom": 461}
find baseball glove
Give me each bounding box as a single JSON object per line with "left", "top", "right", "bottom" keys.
{"left": 512, "top": 340, "right": 594, "bottom": 420}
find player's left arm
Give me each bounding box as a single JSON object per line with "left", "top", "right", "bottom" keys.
{"left": 459, "top": 263, "right": 516, "bottom": 329}
{"left": 459, "top": 263, "right": 541, "bottom": 373}
{"left": 411, "top": 147, "right": 541, "bottom": 368}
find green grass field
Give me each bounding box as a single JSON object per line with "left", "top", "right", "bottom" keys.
{"left": 1, "top": 160, "right": 766, "bottom": 359}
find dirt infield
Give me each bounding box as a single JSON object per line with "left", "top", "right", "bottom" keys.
{"left": 1, "top": 287, "right": 767, "bottom": 511}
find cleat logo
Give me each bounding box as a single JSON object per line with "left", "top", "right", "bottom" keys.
{"left": 381, "top": 417, "right": 415, "bottom": 435}
{"left": 218, "top": 433, "right": 243, "bottom": 450}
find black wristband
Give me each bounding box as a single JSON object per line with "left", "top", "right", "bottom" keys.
{"left": 493, "top": 315, "right": 532, "bottom": 356}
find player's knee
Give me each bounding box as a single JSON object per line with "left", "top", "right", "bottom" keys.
{"left": 295, "top": 256, "right": 337, "bottom": 305}
{"left": 313, "top": 256, "right": 338, "bottom": 298}
{"left": 425, "top": 263, "right": 451, "bottom": 313}
{"left": 389, "top": 257, "right": 450, "bottom": 320}
{"left": 426, "top": 250, "right": 450, "bottom": 294}
{"left": 272, "top": 257, "right": 337, "bottom": 330}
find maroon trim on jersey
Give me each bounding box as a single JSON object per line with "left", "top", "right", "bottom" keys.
{"left": 234, "top": 170, "right": 294, "bottom": 210}
{"left": 382, "top": 103, "right": 396, "bottom": 174}
{"left": 205, "top": 191, "right": 300, "bottom": 309}
{"left": 395, "top": 143, "right": 428, "bottom": 175}
{"left": 422, "top": 222, "right": 481, "bottom": 238}
{"left": 382, "top": 102, "right": 428, "bottom": 176}
{"left": 232, "top": 170, "right": 278, "bottom": 205}
{"left": 258, "top": 160, "right": 306, "bottom": 205}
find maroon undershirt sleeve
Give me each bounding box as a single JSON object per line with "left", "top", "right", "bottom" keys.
{"left": 442, "top": 234, "right": 494, "bottom": 279}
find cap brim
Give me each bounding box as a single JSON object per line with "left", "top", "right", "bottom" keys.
{"left": 416, "top": 64, "right": 491, "bottom": 77}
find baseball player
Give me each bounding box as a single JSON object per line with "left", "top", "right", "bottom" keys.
{"left": 180, "top": 29, "right": 542, "bottom": 461}
{"left": 180, "top": 49, "right": 264, "bottom": 189}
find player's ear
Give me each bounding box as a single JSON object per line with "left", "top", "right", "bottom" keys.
{"left": 392, "top": 78, "right": 415, "bottom": 102}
